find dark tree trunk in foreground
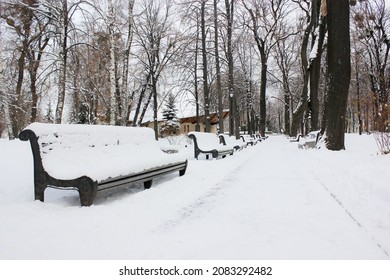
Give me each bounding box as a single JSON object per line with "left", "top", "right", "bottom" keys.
{"left": 323, "top": 0, "right": 351, "bottom": 150}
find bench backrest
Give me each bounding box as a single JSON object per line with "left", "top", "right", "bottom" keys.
{"left": 188, "top": 131, "right": 223, "bottom": 150}
{"left": 219, "top": 134, "right": 242, "bottom": 146}
{"left": 241, "top": 134, "right": 254, "bottom": 142}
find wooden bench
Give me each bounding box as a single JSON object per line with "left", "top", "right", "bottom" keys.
{"left": 298, "top": 130, "right": 322, "bottom": 149}
{"left": 218, "top": 134, "right": 247, "bottom": 151}
{"left": 240, "top": 134, "right": 258, "bottom": 146}
{"left": 188, "top": 131, "right": 234, "bottom": 159}
{"left": 288, "top": 134, "right": 302, "bottom": 142}
{"left": 19, "top": 122, "right": 188, "bottom": 206}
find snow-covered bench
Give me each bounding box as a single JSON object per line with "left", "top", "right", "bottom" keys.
{"left": 298, "top": 130, "right": 322, "bottom": 149}
{"left": 289, "top": 134, "right": 302, "bottom": 142}
{"left": 188, "top": 131, "right": 234, "bottom": 160}
{"left": 218, "top": 134, "right": 247, "bottom": 151}
{"left": 19, "top": 123, "right": 188, "bottom": 206}
{"left": 240, "top": 134, "right": 257, "bottom": 146}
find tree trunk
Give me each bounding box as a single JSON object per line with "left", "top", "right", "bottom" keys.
{"left": 152, "top": 75, "right": 158, "bottom": 140}
{"left": 201, "top": 0, "right": 210, "bottom": 132}
{"left": 195, "top": 19, "right": 200, "bottom": 132}
{"left": 108, "top": 0, "right": 116, "bottom": 125}
{"left": 214, "top": 0, "right": 224, "bottom": 134}
{"left": 308, "top": 0, "right": 326, "bottom": 131}
{"left": 120, "top": 0, "right": 135, "bottom": 126}
{"left": 259, "top": 54, "right": 267, "bottom": 137}
{"left": 225, "top": 0, "right": 236, "bottom": 137}
{"left": 354, "top": 47, "right": 363, "bottom": 135}
{"left": 323, "top": 0, "right": 351, "bottom": 150}
{"left": 55, "top": 1, "right": 68, "bottom": 124}
{"left": 132, "top": 74, "right": 151, "bottom": 126}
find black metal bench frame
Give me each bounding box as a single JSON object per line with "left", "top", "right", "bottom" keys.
{"left": 19, "top": 128, "right": 188, "bottom": 207}
{"left": 240, "top": 135, "right": 256, "bottom": 146}
{"left": 188, "top": 133, "right": 234, "bottom": 160}
{"left": 218, "top": 134, "right": 244, "bottom": 151}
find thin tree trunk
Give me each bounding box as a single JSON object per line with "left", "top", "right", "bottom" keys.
{"left": 201, "top": 0, "right": 210, "bottom": 132}
{"left": 195, "top": 19, "right": 200, "bottom": 132}
{"left": 120, "top": 0, "right": 135, "bottom": 125}
{"left": 259, "top": 53, "right": 267, "bottom": 137}
{"left": 355, "top": 48, "right": 363, "bottom": 135}
{"left": 214, "top": 0, "right": 224, "bottom": 134}
{"left": 55, "top": 1, "right": 68, "bottom": 124}
{"left": 108, "top": 0, "right": 116, "bottom": 125}
{"left": 225, "top": 0, "right": 236, "bottom": 137}
{"left": 132, "top": 74, "right": 151, "bottom": 126}
{"left": 138, "top": 90, "right": 153, "bottom": 127}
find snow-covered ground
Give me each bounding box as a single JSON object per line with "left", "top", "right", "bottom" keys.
{"left": 0, "top": 133, "right": 389, "bottom": 260}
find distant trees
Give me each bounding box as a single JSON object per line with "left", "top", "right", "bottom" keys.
{"left": 352, "top": 0, "right": 389, "bottom": 132}
{"left": 243, "top": 0, "right": 290, "bottom": 137}
{"left": 0, "top": 0, "right": 388, "bottom": 146}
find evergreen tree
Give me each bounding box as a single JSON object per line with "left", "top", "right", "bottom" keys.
{"left": 160, "top": 94, "right": 180, "bottom": 137}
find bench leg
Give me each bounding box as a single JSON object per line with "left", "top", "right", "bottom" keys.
{"left": 77, "top": 177, "right": 97, "bottom": 207}
{"left": 34, "top": 183, "right": 47, "bottom": 202}
{"left": 144, "top": 180, "right": 153, "bottom": 189}
{"left": 34, "top": 171, "right": 48, "bottom": 202}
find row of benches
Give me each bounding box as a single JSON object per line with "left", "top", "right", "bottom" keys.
{"left": 19, "top": 123, "right": 263, "bottom": 206}
{"left": 188, "top": 131, "right": 262, "bottom": 160}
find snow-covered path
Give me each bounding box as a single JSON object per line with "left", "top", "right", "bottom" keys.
{"left": 134, "top": 137, "right": 388, "bottom": 259}
{"left": 0, "top": 135, "right": 389, "bottom": 260}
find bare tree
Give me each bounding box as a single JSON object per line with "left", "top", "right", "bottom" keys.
{"left": 243, "top": 0, "right": 290, "bottom": 137}
{"left": 213, "top": 0, "right": 224, "bottom": 134}
{"left": 132, "top": 0, "right": 182, "bottom": 139}
{"left": 200, "top": 0, "right": 211, "bottom": 132}
{"left": 352, "top": 0, "right": 389, "bottom": 132}
{"left": 121, "top": 0, "right": 135, "bottom": 125}
{"left": 1, "top": 0, "right": 52, "bottom": 137}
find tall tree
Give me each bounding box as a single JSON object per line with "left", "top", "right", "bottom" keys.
{"left": 290, "top": 0, "right": 326, "bottom": 136}
{"left": 201, "top": 0, "right": 211, "bottom": 132}
{"left": 243, "top": 0, "right": 289, "bottom": 137}
{"left": 121, "top": 0, "right": 135, "bottom": 126}
{"left": 1, "top": 0, "right": 50, "bottom": 137}
{"left": 323, "top": 0, "right": 351, "bottom": 150}
{"left": 39, "top": 0, "right": 89, "bottom": 124}
{"left": 224, "top": 0, "right": 237, "bottom": 137}
{"left": 108, "top": 0, "right": 117, "bottom": 125}
{"left": 213, "top": 0, "right": 224, "bottom": 134}
{"left": 133, "top": 0, "right": 181, "bottom": 139}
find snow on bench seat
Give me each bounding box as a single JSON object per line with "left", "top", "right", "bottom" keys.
{"left": 188, "top": 131, "right": 235, "bottom": 159}
{"left": 19, "top": 122, "right": 188, "bottom": 206}
{"left": 240, "top": 134, "right": 258, "bottom": 146}
{"left": 219, "top": 134, "right": 248, "bottom": 151}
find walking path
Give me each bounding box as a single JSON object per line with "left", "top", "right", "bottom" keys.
{"left": 140, "top": 136, "right": 389, "bottom": 259}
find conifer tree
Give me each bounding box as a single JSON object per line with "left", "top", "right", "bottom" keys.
{"left": 160, "top": 94, "right": 180, "bottom": 137}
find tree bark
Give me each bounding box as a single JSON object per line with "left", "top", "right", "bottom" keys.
{"left": 323, "top": 0, "right": 351, "bottom": 150}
